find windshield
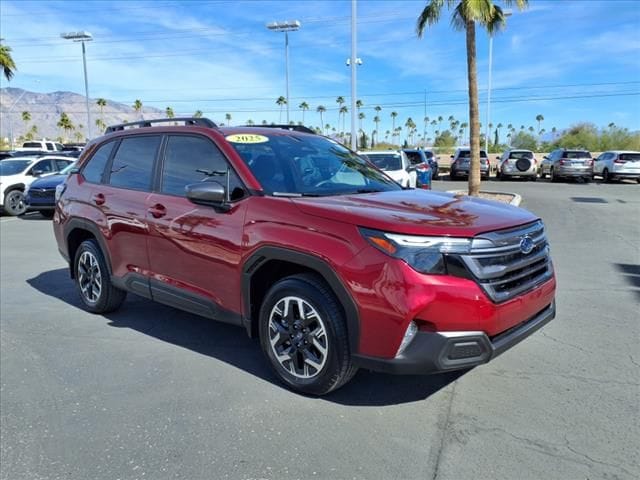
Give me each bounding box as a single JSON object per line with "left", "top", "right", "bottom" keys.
{"left": 509, "top": 151, "right": 534, "bottom": 160}
{"left": 228, "top": 133, "right": 401, "bottom": 196}
{"left": 366, "top": 154, "right": 403, "bottom": 171}
{"left": 0, "top": 159, "right": 33, "bottom": 176}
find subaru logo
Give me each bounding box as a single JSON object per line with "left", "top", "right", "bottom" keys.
{"left": 520, "top": 236, "right": 535, "bottom": 255}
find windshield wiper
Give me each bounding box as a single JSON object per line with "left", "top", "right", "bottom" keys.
{"left": 353, "top": 188, "right": 384, "bottom": 194}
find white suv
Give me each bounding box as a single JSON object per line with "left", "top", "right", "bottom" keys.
{"left": 594, "top": 151, "right": 640, "bottom": 183}
{"left": 360, "top": 150, "right": 417, "bottom": 188}
{"left": 496, "top": 149, "right": 538, "bottom": 181}
{"left": 0, "top": 156, "right": 73, "bottom": 216}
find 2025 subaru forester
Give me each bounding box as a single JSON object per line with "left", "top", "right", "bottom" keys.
{"left": 53, "top": 118, "right": 556, "bottom": 395}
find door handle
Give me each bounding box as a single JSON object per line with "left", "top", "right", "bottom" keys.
{"left": 148, "top": 203, "right": 167, "bottom": 218}
{"left": 92, "top": 193, "right": 105, "bottom": 206}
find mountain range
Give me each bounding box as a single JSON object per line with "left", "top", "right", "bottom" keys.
{"left": 0, "top": 88, "right": 164, "bottom": 144}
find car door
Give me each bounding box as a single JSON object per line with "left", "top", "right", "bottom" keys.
{"left": 144, "top": 134, "right": 249, "bottom": 323}
{"left": 92, "top": 135, "right": 161, "bottom": 289}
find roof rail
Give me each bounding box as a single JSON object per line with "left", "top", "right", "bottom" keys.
{"left": 105, "top": 117, "right": 217, "bottom": 133}
{"left": 241, "top": 124, "right": 316, "bottom": 134}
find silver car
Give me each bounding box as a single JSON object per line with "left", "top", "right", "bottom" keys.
{"left": 450, "top": 148, "right": 490, "bottom": 180}
{"left": 594, "top": 151, "right": 640, "bottom": 183}
{"left": 539, "top": 149, "right": 593, "bottom": 183}
{"left": 496, "top": 149, "right": 538, "bottom": 181}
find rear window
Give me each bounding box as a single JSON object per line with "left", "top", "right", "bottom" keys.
{"left": 509, "top": 151, "right": 534, "bottom": 160}
{"left": 458, "top": 150, "right": 488, "bottom": 159}
{"left": 368, "top": 154, "right": 403, "bottom": 171}
{"left": 619, "top": 153, "right": 640, "bottom": 161}
{"left": 563, "top": 151, "right": 591, "bottom": 159}
{"left": 404, "top": 151, "right": 424, "bottom": 166}
{"left": 424, "top": 151, "right": 434, "bottom": 159}
{"left": 23, "top": 142, "right": 42, "bottom": 148}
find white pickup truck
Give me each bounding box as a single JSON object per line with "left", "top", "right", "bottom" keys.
{"left": 16, "top": 140, "right": 64, "bottom": 152}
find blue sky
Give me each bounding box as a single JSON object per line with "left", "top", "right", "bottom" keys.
{"left": 1, "top": 0, "right": 639, "bottom": 139}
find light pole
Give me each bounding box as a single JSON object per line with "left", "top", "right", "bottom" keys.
{"left": 485, "top": 10, "right": 511, "bottom": 153}
{"left": 266, "top": 20, "right": 301, "bottom": 124}
{"left": 350, "top": 0, "right": 358, "bottom": 151}
{"left": 61, "top": 31, "right": 93, "bottom": 140}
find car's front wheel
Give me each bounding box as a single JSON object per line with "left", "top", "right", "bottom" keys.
{"left": 259, "top": 274, "right": 357, "bottom": 395}
{"left": 74, "top": 239, "right": 126, "bottom": 313}
{"left": 3, "top": 190, "right": 26, "bottom": 216}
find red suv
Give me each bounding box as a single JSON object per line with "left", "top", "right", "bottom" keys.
{"left": 53, "top": 118, "right": 556, "bottom": 395}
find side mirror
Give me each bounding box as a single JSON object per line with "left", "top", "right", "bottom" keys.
{"left": 186, "top": 181, "right": 229, "bottom": 211}
{"left": 32, "top": 169, "right": 44, "bottom": 177}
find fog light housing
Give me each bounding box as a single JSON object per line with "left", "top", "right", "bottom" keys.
{"left": 396, "top": 321, "right": 418, "bottom": 357}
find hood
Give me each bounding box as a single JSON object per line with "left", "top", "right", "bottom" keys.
{"left": 28, "top": 173, "right": 67, "bottom": 189}
{"left": 292, "top": 190, "right": 537, "bottom": 237}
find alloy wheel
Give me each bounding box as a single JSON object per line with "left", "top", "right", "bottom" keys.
{"left": 77, "top": 251, "right": 102, "bottom": 304}
{"left": 4, "top": 191, "right": 26, "bottom": 216}
{"left": 268, "top": 296, "right": 328, "bottom": 379}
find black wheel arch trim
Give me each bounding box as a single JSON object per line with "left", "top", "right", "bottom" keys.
{"left": 242, "top": 246, "right": 360, "bottom": 353}
{"left": 3, "top": 183, "right": 26, "bottom": 194}
{"left": 63, "top": 218, "right": 114, "bottom": 278}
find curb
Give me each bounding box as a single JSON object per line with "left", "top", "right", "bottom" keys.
{"left": 446, "top": 190, "right": 522, "bottom": 207}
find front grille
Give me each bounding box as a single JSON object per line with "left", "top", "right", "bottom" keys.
{"left": 459, "top": 220, "right": 553, "bottom": 303}
{"left": 29, "top": 189, "right": 55, "bottom": 199}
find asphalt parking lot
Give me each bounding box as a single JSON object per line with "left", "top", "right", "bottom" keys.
{"left": 1, "top": 179, "right": 639, "bottom": 480}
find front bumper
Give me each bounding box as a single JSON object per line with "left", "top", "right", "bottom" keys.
{"left": 353, "top": 300, "right": 555, "bottom": 374}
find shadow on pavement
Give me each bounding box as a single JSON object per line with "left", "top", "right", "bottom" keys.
{"left": 614, "top": 263, "right": 640, "bottom": 301}
{"left": 27, "top": 268, "right": 462, "bottom": 406}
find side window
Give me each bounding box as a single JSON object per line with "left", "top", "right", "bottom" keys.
{"left": 108, "top": 136, "right": 161, "bottom": 191}
{"left": 82, "top": 141, "right": 116, "bottom": 184}
{"left": 55, "top": 159, "right": 71, "bottom": 170}
{"left": 161, "top": 135, "right": 245, "bottom": 200}
{"left": 32, "top": 160, "right": 53, "bottom": 174}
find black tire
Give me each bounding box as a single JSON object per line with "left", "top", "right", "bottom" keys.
{"left": 550, "top": 167, "right": 559, "bottom": 183}
{"left": 39, "top": 210, "right": 54, "bottom": 218}
{"left": 539, "top": 168, "right": 546, "bottom": 179}
{"left": 259, "top": 273, "right": 357, "bottom": 395}
{"left": 530, "top": 175, "right": 537, "bottom": 182}
{"left": 74, "top": 239, "right": 126, "bottom": 314}
{"left": 603, "top": 168, "right": 611, "bottom": 183}
{"left": 3, "top": 190, "right": 26, "bottom": 216}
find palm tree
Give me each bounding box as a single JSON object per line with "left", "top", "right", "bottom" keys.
{"left": 246, "top": 119, "right": 255, "bottom": 126}
{"left": 21, "top": 111, "right": 31, "bottom": 130}
{"left": 528, "top": 126, "right": 535, "bottom": 133}
{"left": 339, "top": 105, "right": 348, "bottom": 137}
{"left": 417, "top": 0, "right": 525, "bottom": 195}
{"left": 336, "top": 96, "right": 345, "bottom": 126}
{"left": 133, "top": 99, "right": 143, "bottom": 120}
{"left": 316, "top": 105, "right": 326, "bottom": 133}
{"left": 373, "top": 115, "right": 381, "bottom": 143}
{"left": 437, "top": 115, "right": 443, "bottom": 131}
{"left": 405, "top": 117, "right": 416, "bottom": 145}
{"left": 276, "top": 96, "right": 287, "bottom": 123}
{"left": 95, "top": 118, "right": 106, "bottom": 133}
{"left": 193, "top": 110, "right": 203, "bottom": 118}
{"left": 225, "top": 113, "right": 232, "bottom": 126}
{"left": 358, "top": 112, "right": 365, "bottom": 133}
{"left": 165, "top": 107, "right": 175, "bottom": 119}
{"left": 535, "top": 114, "right": 544, "bottom": 133}
{"left": 0, "top": 39, "right": 16, "bottom": 81}
{"left": 57, "top": 112, "right": 75, "bottom": 141}
{"left": 551, "top": 126, "right": 557, "bottom": 139}
{"left": 298, "top": 101, "right": 309, "bottom": 123}
{"left": 96, "top": 98, "right": 107, "bottom": 123}
{"left": 356, "top": 99, "right": 364, "bottom": 115}
{"left": 460, "top": 122, "right": 469, "bottom": 144}
{"left": 391, "top": 111, "right": 398, "bottom": 133}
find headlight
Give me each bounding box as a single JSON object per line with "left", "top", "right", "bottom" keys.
{"left": 360, "top": 227, "right": 472, "bottom": 274}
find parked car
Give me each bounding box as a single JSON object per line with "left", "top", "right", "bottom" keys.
{"left": 403, "top": 149, "right": 433, "bottom": 189}
{"left": 360, "top": 150, "right": 417, "bottom": 188}
{"left": 539, "top": 149, "right": 593, "bottom": 182}
{"left": 593, "top": 151, "right": 640, "bottom": 183}
{"left": 54, "top": 117, "right": 556, "bottom": 395}
{"left": 16, "top": 140, "right": 64, "bottom": 152}
{"left": 0, "top": 156, "right": 74, "bottom": 216}
{"left": 496, "top": 149, "right": 538, "bottom": 181}
{"left": 25, "top": 161, "right": 76, "bottom": 217}
{"left": 450, "top": 148, "right": 490, "bottom": 180}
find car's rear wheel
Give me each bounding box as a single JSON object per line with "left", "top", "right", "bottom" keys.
{"left": 259, "top": 274, "right": 357, "bottom": 395}
{"left": 3, "top": 190, "right": 26, "bottom": 216}
{"left": 550, "top": 167, "right": 559, "bottom": 183}
{"left": 74, "top": 239, "right": 126, "bottom": 313}
{"left": 603, "top": 168, "right": 611, "bottom": 183}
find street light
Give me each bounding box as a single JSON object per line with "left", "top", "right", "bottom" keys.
{"left": 485, "top": 10, "right": 512, "bottom": 153}
{"left": 61, "top": 31, "right": 93, "bottom": 140}
{"left": 266, "top": 20, "right": 301, "bottom": 124}
{"left": 349, "top": 0, "right": 358, "bottom": 151}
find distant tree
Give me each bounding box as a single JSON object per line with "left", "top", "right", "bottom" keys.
{"left": 510, "top": 131, "right": 538, "bottom": 151}
{"left": 0, "top": 39, "right": 16, "bottom": 81}
{"left": 165, "top": 107, "right": 175, "bottom": 119}
{"left": 391, "top": 111, "right": 398, "bottom": 133}
{"left": 433, "top": 130, "right": 457, "bottom": 149}
{"left": 96, "top": 98, "right": 107, "bottom": 122}
{"left": 299, "top": 101, "right": 309, "bottom": 123}
{"left": 74, "top": 130, "right": 84, "bottom": 142}
{"left": 246, "top": 119, "right": 254, "bottom": 126}
{"left": 57, "top": 112, "right": 75, "bottom": 141}
{"left": 316, "top": 105, "right": 326, "bottom": 134}
{"left": 358, "top": 111, "right": 365, "bottom": 132}
{"left": 356, "top": 99, "right": 364, "bottom": 115}
{"left": 225, "top": 113, "right": 232, "bottom": 125}
{"left": 261, "top": 119, "right": 268, "bottom": 125}
{"left": 535, "top": 114, "right": 544, "bottom": 133}
{"left": 276, "top": 96, "right": 287, "bottom": 123}
{"left": 193, "top": 110, "right": 203, "bottom": 118}
{"left": 336, "top": 96, "right": 345, "bottom": 126}
{"left": 373, "top": 115, "right": 381, "bottom": 143}
{"left": 21, "top": 111, "right": 31, "bottom": 136}
{"left": 339, "top": 105, "right": 348, "bottom": 136}
{"left": 133, "top": 99, "right": 143, "bottom": 120}
{"left": 528, "top": 126, "right": 535, "bottom": 133}
{"left": 95, "top": 118, "right": 106, "bottom": 133}
{"left": 437, "top": 115, "right": 443, "bottom": 131}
